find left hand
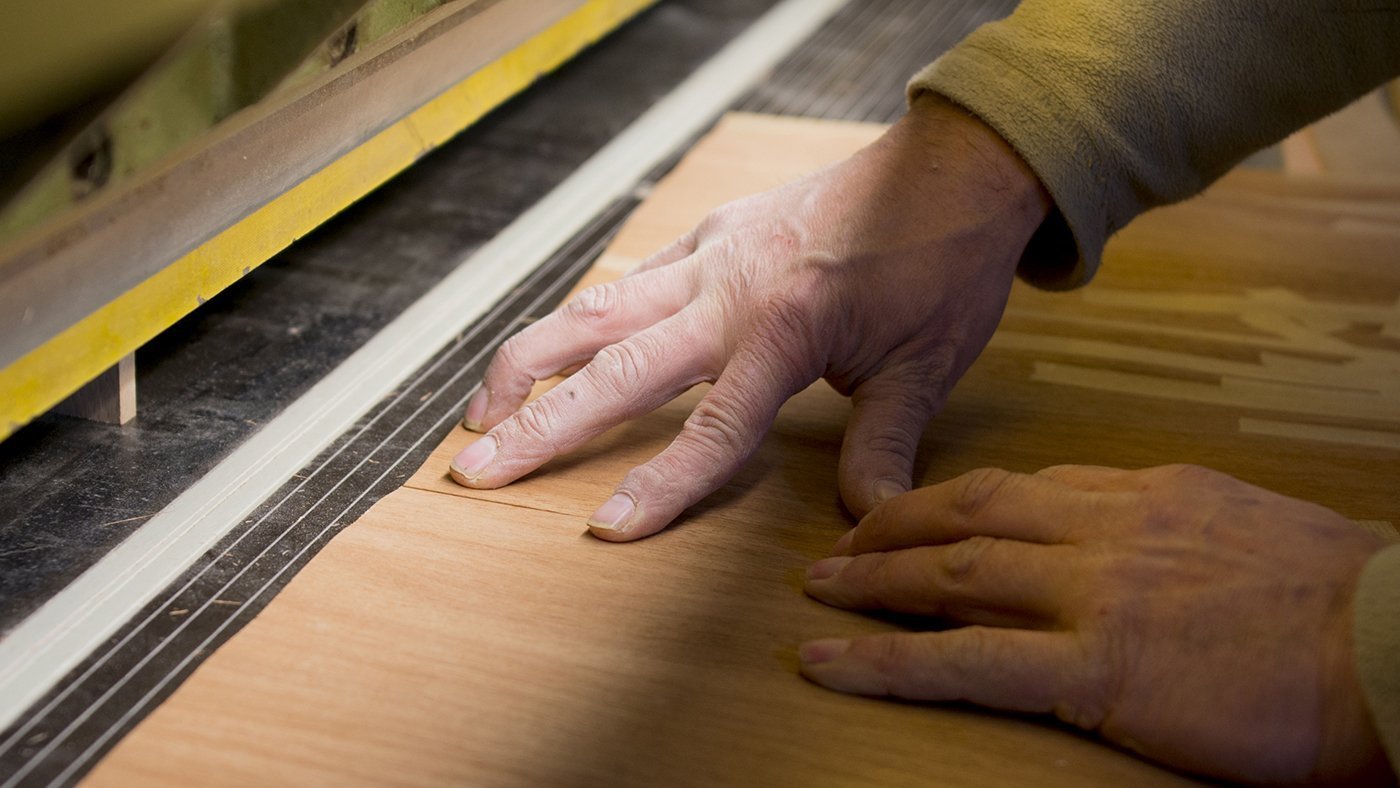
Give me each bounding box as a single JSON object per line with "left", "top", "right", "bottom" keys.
{"left": 799, "top": 464, "right": 1390, "bottom": 784}
{"left": 446, "top": 96, "right": 1050, "bottom": 541}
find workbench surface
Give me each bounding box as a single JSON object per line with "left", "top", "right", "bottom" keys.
{"left": 86, "top": 113, "right": 1399, "bottom": 785}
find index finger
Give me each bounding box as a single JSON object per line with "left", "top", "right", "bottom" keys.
{"left": 838, "top": 468, "right": 1104, "bottom": 555}
{"left": 466, "top": 269, "right": 694, "bottom": 431}
{"left": 450, "top": 310, "right": 713, "bottom": 490}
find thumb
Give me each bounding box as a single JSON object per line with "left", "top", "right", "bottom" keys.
{"left": 837, "top": 364, "right": 944, "bottom": 517}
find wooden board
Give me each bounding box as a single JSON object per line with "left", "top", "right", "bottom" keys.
{"left": 86, "top": 113, "right": 1400, "bottom": 786}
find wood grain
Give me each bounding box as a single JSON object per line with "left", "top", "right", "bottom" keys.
{"left": 87, "top": 113, "right": 1400, "bottom": 786}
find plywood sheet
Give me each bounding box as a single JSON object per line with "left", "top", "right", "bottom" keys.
{"left": 87, "top": 113, "right": 1400, "bottom": 786}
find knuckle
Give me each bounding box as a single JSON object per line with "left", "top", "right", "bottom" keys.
{"left": 1152, "top": 463, "right": 1220, "bottom": 486}
{"left": 863, "top": 636, "right": 912, "bottom": 687}
{"left": 1133, "top": 498, "right": 1185, "bottom": 536}
{"left": 861, "top": 425, "right": 920, "bottom": 462}
{"left": 753, "top": 292, "right": 806, "bottom": 335}
{"left": 765, "top": 266, "right": 833, "bottom": 322}
{"left": 953, "top": 627, "right": 991, "bottom": 669}
{"left": 683, "top": 396, "right": 755, "bottom": 456}
{"left": 862, "top": 556, "right": 928, "bottom": 614}
{"left": 845, "top": 377, "right": 946, "bottom": 461}
{"left": 954, "top": 468, "right": 1015, "bottom": 519}
{"left": 749, "top": 261, "right": 823, "bottom": 320}
{"left": 854, "top": 387, "right": 942, "bottom": 458}
{"left": 508, "top": 398, "right": 559, "bottom": 451}
{"left": 897, "top": 372, "right": 948, "bottom": 414}
{"left": 1130, "top": 465, "right": 1232, "bottom": 533}
{"left": 678, "top": 228, "right": 699, "bottom": 253}
{"left": 941, "top": 536, "right": 996, "bottom": 589}
{"left": 1053, "top": 694, "right": 1107, "bottom": 731}
{"left": 621, "top": 454, "right": 715, "bottom": 516}
{"left": 1035, "top": 464, "right": 1080, "bottom": 481}
{"left": 495, "top": 335, "right": 528, "bottom": 374}
{"left": 697, "top": 204, "right": 740, "bottom": 235}
{"left": 880, "top": 355, "right": 957, "bottom": 408}
{"left": 662, "top": 228, "right": 700, "bottom": 260}
{"left": 590, "top": 340, "right": 653, "bottom": 397}
{"left": 934, "top": 627, "right": 994, "bottom": 692}
{"left": 745, "top": 297, "right": 825, "bottom": 384}
{"left": 849, "top": 553, "right": 894, "bottom": 596}
{"left": 564, "top": 284, "right": 621, "bottom": 324}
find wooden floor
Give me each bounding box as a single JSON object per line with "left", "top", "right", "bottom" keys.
{"left": 86, "top": 113, "right": 1400, "bottom": 786}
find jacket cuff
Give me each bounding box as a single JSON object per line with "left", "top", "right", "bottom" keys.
{"left": 1354, "top": 543, "right": 1400, "bottom": 775}
{"left": 908, "top": 46, "right": 1101, "bottom": 290}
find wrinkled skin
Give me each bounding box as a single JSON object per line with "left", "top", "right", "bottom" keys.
{"left": 801, "top": 464, "right": 1390, "bottom": 785}
{"left": 449, "top": 95, "right": 1051, "bottom": 539}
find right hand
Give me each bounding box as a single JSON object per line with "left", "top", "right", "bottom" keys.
{"left": 449, "top": 95, "right": 1053, "bottom": 541}
{"left": 800, "top": 464, "right": 1392, "bottom": 784}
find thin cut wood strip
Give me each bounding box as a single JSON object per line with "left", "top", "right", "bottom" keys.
{"left": 1001, "top": 306, "right": 1339, "bottom": 355}
{"left": 1080, "top": 288, "right": 1400, "bottom": 322}
{"left": 1238, "top": 418, "right": 1400, "bottom": 451}
{"left": 1258, "top": 352, "right": 1400, "bottom": 389}
{"left": 992, "top": 330, "right": 1383, "bottom": 391}
{"left": 88, "top": 113, "right": 1400, "bottom": 786}
{"left": 1032, "top": 362, "right": 1400, "bottom": 423}
{"left": 1336, "top": 218, "right": 1400, "bottom": 238}
{"left": 1240, "top": 313, "right": 1398, "bottom": 363}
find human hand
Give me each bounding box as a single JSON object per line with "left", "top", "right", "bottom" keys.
{"left": 800, "top": 464, "right": 1391, "bottom": 784}
{"left": 449, "top": 95, "right": 1052, "bottom": 540}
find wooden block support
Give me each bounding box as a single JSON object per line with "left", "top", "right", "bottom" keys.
{"left": 53, "top": 353, "right": 136, "bottom": 425}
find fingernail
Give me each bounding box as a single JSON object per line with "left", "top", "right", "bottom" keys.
{"left": 451, "top": 435, "right": 496, "bottom": 482}
{"left": 463, "top": 388, "right": 488, "bottom": 432}
{"left": 806, "top": 556, "right": 851, "bottom": 581}
{"left": 587, "top": 493, "right": 635, "bottom": 532}
{"left": 799, "top": 638, "right": 850, "bottom": 665}
{"left": 830, "top": 530, "right": 855, "bottom": 556}
{"left": 873, "top": 478, "right": 906, "bottom": 505}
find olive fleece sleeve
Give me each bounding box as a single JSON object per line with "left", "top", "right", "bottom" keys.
{"left": 908, "top": 1, "right": 1400, "bottom": 289}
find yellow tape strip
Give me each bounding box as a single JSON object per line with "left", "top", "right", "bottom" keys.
{"left": 1, "top": 0, "right": 656, "bottom": 439}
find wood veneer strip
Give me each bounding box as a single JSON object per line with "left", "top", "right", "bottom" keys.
{"left": 1239, "top": 417, "right": 1400, "bottom": 451}
{"left": 1033, "top": 362, "right": 1400, "bottom": 423}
